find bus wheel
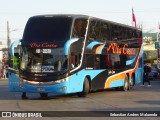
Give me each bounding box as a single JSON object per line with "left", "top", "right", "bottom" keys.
{"left": 122, "top": 75, "right": 129, "bottom": 91}
{"left": 77, "top": 77, "right": 90, "bottom": 97}
{"left": 40, "top": 93, "right": 48, "bottom": 98}
{"left": 129, "top": 75, "right": 134, "bottom": 89}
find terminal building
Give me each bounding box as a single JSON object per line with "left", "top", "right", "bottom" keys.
{"left": 143, "top": 33, "right": 157, "bottom": 64}
{"left": 0, "top": 42, "right": 2, "bottom": 62}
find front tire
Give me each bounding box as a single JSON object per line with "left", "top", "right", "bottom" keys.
{"left": 129, "top": 75, "right": 135, "bottom": 89}
{"left": 121, "top": 75, "right": 129, "bottom": 91}
{"left": 77, "top": 77, "right": 90, "bottom": 97}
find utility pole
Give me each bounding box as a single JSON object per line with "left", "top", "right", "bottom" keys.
{"left": 7, "top": 21, "right": 11, "bottom": 64}
{"left": 7, "top": 21, "right": 11, "bottom": 51}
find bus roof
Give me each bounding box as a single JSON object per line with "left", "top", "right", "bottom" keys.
{"left": 29, "top": 14, "right": 141, "bottom": 32}
{"left": 30, "top": 14, "right": 89, "bottom": 19}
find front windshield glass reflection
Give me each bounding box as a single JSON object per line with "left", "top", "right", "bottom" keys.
{"left": 20, "top": 47, "right": 68, "bottom": 73}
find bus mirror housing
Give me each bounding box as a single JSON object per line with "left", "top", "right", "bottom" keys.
{"left": 10, "top": 39, "right": 21, "bottom": 57}
{"left": 9, "top": 39, "right": 21, "bottom": 70}
{"left": 64, "top": 38, "right": 79, "bottom": 55}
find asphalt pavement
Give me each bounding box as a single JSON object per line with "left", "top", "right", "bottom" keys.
{"left": 0, "top": 78, "right": 160, "bottom": 120}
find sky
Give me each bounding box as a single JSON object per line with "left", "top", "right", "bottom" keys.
{"left": 0, "top": 0, "right": 160, "bottom": 47}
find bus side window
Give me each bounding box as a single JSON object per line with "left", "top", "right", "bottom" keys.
{"left": 105, "top": 54, "right": 112, "bottom": 69}
{"left": 87, "top": 20, "right": 96, "bottom": 41}
{"left": 101, "top": 24, "right": 110, "bottom": 41}
{"left": 94, "top": 55, "right": 100, "bottom": 69}
{"left": 100, "top": 54, "right": 112, "bottom": 69}
{"left": 69, "top": 52, "right": 81, "bottom": 69}
{"left": 70, "top": 53, "right": 75, "bottom": 69}
{"left": 72, "top": 19, "right": 87, "bottom": 38}
{"left": 120, "top": 54, "right": 126, "bottom": 68}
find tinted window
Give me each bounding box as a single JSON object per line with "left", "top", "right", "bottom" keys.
{"left": 72, "top": 19, "right": 87, "bottom": 38}
{"left": 87, "top": 19, "right": 111, "bottom": 42}
{"left": 20, "top": 47, "right": 68, "bottom": 73}
{"left": 23, "top": 16, "right": 72, "bottom": 43}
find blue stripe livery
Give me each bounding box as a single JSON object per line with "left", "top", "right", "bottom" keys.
{"left": 86, "top": 41, "right": 103, "bottom": 49}
{"left": 64, "top": 38, "right": 79, "bottom": 55}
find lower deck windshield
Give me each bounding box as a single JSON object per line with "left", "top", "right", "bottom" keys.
{"left": 20, "top": 47, "right": 68, "bottom": 73}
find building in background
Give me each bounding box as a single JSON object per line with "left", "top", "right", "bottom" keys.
{"left": 143, "top": 33, "right": 157, "bottom": 64}
{"left": 0, "top": 42, "right": 2, "bottom": 62}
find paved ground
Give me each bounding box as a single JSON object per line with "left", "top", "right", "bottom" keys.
{"left": 0, "top": 78, "right": 160, "bottom": 120}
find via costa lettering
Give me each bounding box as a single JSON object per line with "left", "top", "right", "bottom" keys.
{"left": 106, "top": 43, "right": 136, "bottom": 55}
{"left": 30, "top": 42, "right": 58, "bottom": 48}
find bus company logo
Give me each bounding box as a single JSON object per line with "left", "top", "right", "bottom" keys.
{"left": 1, "top": 112, "right": 42, "bottom": 118}
{"left": 2, "top": 112, "right": 11, "bottom": 117}
{"left": 30, "top": 42, "right": 58, "bottom": 48}
{"left": 106, "top": 43, "right": 136, "bottom": 55}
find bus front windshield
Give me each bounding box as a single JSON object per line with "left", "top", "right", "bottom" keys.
{"left": 20, "top": 47, "right": 68, "bottom": 73}
{"left": 22, "top": 16, "right": 72, "bottom": 43}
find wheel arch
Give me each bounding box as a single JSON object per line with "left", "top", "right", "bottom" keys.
{"left": 127, "top": 72, "right": 136, "bottom": 84}
{"left": 85, "top": 75, "right": 91, "bottom": 91}
{"left": 131, "top": 72, "right": 136, "bottom": 85}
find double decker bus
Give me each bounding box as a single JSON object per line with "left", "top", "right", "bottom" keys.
{"left": 9, "top": 14, "right": 143, "bottom": 98}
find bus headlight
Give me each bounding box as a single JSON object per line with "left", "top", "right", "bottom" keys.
{"left": 24, "top": 76, "right": 72, "bottom": 86}
{"left": 55, "top": 79, "right": 65, "bottom": 83}
{"left": 55, "top": 76, "right": 71, "bottom": 84}
{"left": 59, "top": 86, "right": 67, "bottom": 91}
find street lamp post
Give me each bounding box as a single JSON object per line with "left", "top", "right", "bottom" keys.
{"left": 7, "top": 21, "right": 18, "bottom": 50}
{"left": 7, "top": 21, "right": 10, "bottom": 52}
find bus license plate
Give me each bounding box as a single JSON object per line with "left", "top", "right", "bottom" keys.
{"left": 37, "top": 88, "right": 45, "bottom": 91}
{"left": 42, "top": 66, "right": 54, "bottom": 72}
